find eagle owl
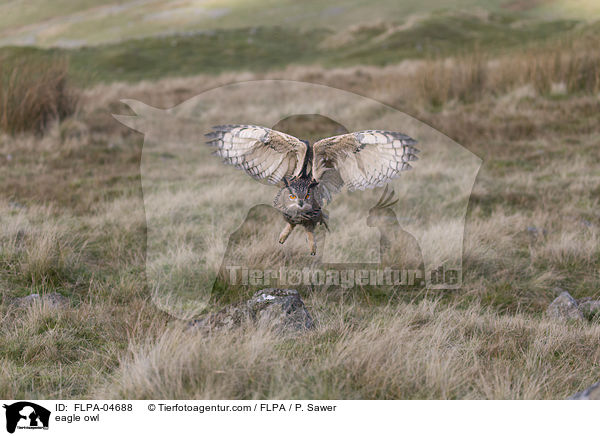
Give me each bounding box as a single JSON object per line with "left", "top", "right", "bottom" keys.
{"left": 206, "top": 125, "right": 419, "bottom": 255}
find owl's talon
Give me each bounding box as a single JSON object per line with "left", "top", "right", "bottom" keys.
{"left": 278, "top": 223, "right": 294, "bottom": 245}
{"left": 306, "top": 229, "right": 317, "bottom": 256}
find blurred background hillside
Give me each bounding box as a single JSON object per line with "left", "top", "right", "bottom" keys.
{"left": 2, "top": 0, "right": 600, "bottom": 46}
{"left": 1, "top": 0, "right": 599, "bottom": 84}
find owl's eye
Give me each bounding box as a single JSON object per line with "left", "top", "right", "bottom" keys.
{"left": 305, "top": 193, "right": 309, "bottom": 200}
{"left": 289, "top": 194, "right": 296, "bottom": 200}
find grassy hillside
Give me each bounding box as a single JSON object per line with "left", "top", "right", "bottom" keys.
{"left": 1, "top": 0, "right": 599, "bottom": 47}
{"left": 0, "top": 12, "right": 590, "bottom": 85}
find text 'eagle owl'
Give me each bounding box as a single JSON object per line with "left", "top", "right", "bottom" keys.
{"left": 206, "top": 125, "right": 419, "bottom": 255}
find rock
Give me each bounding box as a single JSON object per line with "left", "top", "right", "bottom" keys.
{"left": 578, "top": 299, "right": 600, "bottom": 320}
{"left": 248, "top": 289, "right": 315, "bottom": 330}
{"left": 569, "top": 381, "right": 600, "bottom": 400}
{"left": 546, "top": 291, "right": 584, "bottom": 321}
{"left": 13, "top": 292, "right": 69, "bottom": 308}
{"left": 189, "top": 288, "right": 314, "bottom": 333}
{"left": 526, "top": 226, "right": 547, "bottom": 238}
{"left": 550, "top": 82, "right": 567, "bottom": 96}
{"left": 189, "top": 305, "right": 248, "bottom": 331}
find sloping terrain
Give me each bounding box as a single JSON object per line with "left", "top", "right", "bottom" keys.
{"left": 0, "top": 0, "right": 598, "bottom": 47}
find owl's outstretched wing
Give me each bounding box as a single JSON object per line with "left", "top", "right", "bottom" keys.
{"left": 206, "top": 125, "right": 308, "bottom": 185}
{"left": 312, "top": 130, "right": 418, "bottom": 191}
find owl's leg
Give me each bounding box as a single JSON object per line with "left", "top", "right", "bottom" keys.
{"left": 278, "top": 223, "right": 295, "bottom": 244}
{"left": 306, "top": 228, "right": 317, "bottom": 256}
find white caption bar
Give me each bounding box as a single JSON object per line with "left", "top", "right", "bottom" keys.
{"left": 0, "top": 400, "right": 595, "bottom": 435}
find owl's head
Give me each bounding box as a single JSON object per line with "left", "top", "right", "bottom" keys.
{"left": 277, "top": 177, "right": 318, "bottom": 211}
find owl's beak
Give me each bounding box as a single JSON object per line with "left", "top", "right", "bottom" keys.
{"left": 298, "top": 200, "right": 304, "bottom": 207}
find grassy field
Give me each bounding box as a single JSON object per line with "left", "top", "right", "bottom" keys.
{"left": 1, "top": 1, "right": 600, "bottom": 399}
{"left": 1, "top": 11, "right": 594, "bottom": 85}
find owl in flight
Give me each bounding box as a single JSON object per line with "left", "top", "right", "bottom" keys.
{"left": 206, "top": 125, "right": 419, "bottom": 255}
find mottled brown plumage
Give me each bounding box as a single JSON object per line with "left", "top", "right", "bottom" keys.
{"left": 206, "top": 124, "right": 418, "bottom": 255}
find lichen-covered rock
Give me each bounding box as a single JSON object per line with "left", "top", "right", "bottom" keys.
{"left": 13, "top": 292, "right": 69, "bottom": 308}
{"left": 546, "top": 291, "right": 584, "bottom": 321}
{"left": 578, "top": 299, "right": 600, "bottom": 320}
{"left": 189, "top": 288, "right": 314, "bottom": 333}
{"left": 248, "top": 288, "right": 315, "bottom": 330}
{"left": 189, "top": 305, "right": 247, "bottom": 331}
{"left": 569, "top": 381, "right": 600, "bottom": 400}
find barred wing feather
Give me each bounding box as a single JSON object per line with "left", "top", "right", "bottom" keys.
{"left": 312, "top": 130, "right": 418, "bottom": 191}
{"left": 205, "top": 125, "right": 308, "bottom": 185}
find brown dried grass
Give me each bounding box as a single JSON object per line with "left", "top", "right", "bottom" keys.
{"left": 0, "top": 57, "right": 79, "bottom": 135}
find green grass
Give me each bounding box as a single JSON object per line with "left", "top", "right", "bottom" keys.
{"left": 68, "top": 26, "right": 328, "bottom": 84}
{"left": 1, "top": 0, "right": 591, "bottom": 47}
{"left": 326, "top": 12, "right": 579, "bottom": 65}
{"left": 0, "top": 12, "right": 587, "bottom": 86}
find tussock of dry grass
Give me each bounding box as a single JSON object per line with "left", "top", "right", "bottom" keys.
{"left": 98, "top": 300, "right": 600, "bottom": 399}
{"left": 0, "top": 205, "right": 78, "bottom": 286}
{"left": 0, "top": 57, "right": 79, "bottom": 135}
{"left": 0, "top": 291, "right": 168, "bottom": 398}
{"left": 414, "top": 43, "right": 600, "bottom": 108}
{"left": 81, "top": 33, "right": 600, "bottom": 115}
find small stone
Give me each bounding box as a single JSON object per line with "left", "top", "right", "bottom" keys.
{"left": 247, "top": 289, "right": 315, "bottom": 331}
{"left": 550, "top": 82, "right": 567, "bottom": 96}
{"left": 527, "top": 226, "right": 547, "bottom": 236}
{"left": 546, "top": 291, "right": 584, "bottom": 321}
{"left": 13, "top": 292, "right": 69, "bottom": 308}
{"left": 14, "top": 293, "right": 40, "bottom": 306}
{"left": 570, "top": 381, "right": 600, "bottom": 400}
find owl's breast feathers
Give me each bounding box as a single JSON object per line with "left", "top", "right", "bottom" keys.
{"left": 281, "top": 203, "right": 324, "bottom": 226}
{"left": 273, "top": 179, "right": 327, "bottom": 229}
